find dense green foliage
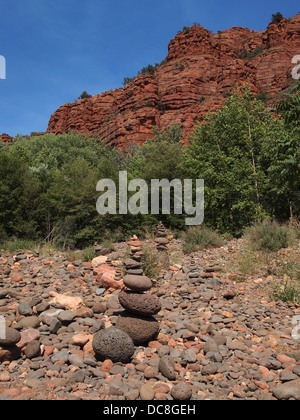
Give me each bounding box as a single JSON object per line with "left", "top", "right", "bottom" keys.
{"left": 182, "top": 86, "right": 300, "bottom": 235}
{"left": 238, "top": 46, "right": 264, "bottom": 60}
{"left": 271, "top": 12, "right": 284, "bottom": 24}
{"left": 78, "top": 91, "right": 92, "bottom": 100}
{"left": 0, "top": 86, "right": 299, "bottom": 248}
{"left": 123, "top": 60, "right": 168, "bottom": 86}
{"left": 244, "top": 221, "right": 297, "bottom": 252}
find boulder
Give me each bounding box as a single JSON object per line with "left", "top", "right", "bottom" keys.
{"left": 92, "top": 328, "right": 135, "bottom": 363}
{"left": 116, "top": 311, "right": 159, "bottom": 345}
{"left": 94, "top": 264, "right": 124, "bottom": 290}
{"left": 118, "top": 291, "right": 161, "bottom": 316}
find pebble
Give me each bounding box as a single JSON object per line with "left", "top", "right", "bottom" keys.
{"left": 159, "top": 356, "right": 176, "bottom": 380}
{"left": 0, "top": 328, "right": 21, "bottom": 347}
{"left": 0, "top": 239, "right": 299, "bottom": 400}
{"left": 24, "top": 340, "right": 41, "bottom": 359}
{"left": 171, "top": 383, "right": 193, "bottom": 400}
{"left": 139, "top": 383, "right": 155, "bottom": 400}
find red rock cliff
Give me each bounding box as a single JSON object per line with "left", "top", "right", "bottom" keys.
{"left": 47, "top": 13, "right": 300, "bottom": 149}
{"left": 0, "top": 133, "right": 14, "bottom": 143}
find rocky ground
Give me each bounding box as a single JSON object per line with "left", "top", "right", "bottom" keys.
{"left": 0, "top": 237, "right": 300, "bottom": 401}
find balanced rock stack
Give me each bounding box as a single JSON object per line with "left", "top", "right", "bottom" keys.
{"left": 116, "top": 236, "right": 161, "bottom": 346}
{"left": 155, "top": 222, "right": 169, "bottom": 252}
{"left": 187, "top": 257, "right": 201, "bottom": 285}
{"left": 106, "top": 256, "right": 123, "bottom": 284}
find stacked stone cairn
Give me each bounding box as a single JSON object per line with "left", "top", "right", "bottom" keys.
{"left": 155, "top": 222, "right": 169, "bottom": 251}
{"left": 105, "top": 256, "right": 123, "bottom": 285}
{"left": 187, "top": 257, "right": 201, "bottom": 285}
{"left": 116, "top": 235, "right": 161, "bottom": 346}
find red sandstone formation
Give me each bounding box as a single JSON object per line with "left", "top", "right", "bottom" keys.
{"left": 47, "top": 13, "right": 300, "bottom": 149}
{"left": 0, "top": 133, "right": 14, "bottom": 143}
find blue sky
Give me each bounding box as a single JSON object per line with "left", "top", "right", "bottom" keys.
{"left": 0, "top": 0, "right": 299, "bottom": 136}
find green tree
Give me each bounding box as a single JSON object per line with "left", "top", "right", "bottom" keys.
{"left": 0, "top": 151, "right": 40, "bottom": 238}
{"left": 78, "top": 91, "right": 92, "bottom": 100}
{"left": 271, "top": 12, "right": 284, "bottom": 24}
{"left": 182, "top": 85, "right": 279, "bottom": 235}
{"left": 127, "top": 126, "right": 185, "bottom": 229}
{"left": 266, "top": 92, "right": 300, "bottom": 221}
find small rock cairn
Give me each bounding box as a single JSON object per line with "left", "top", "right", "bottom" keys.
{"left": 187, "top": 257, "right": 201, "bottom": 284}
{"left": 115, "top": 235, "right": 161, "bottom": 346}
{"left": 155, "top": 222, "right": 169, "bottom": 251}
{"left": 155, "top": 222, "right": 170, "bottom": 271}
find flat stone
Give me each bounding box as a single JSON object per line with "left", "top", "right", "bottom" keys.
{"left": 51, "top": 351, "right": 70, "bottom": 363}
{"left": 118, "top": 291, "right": 161, "bottom": 316}
{"left": 18, "top": 316, "right": 40, "bottom": 329}
{"left": 57, "top": 310, "right": 77, "bottom": 325}
{"left": 123, "top": 258, "right": 143, "bottom": 269}
{"left": 155, "top": 238, "right": 169, "bottom": 245}
{"left": 17, "top": 328, "right": 41, "bottom": 349}
{"left": 273, "top": 379, "right": 300, "bottom": 400}
{"left": 40, "top": 309, "right": 64, "bottom": 326}
{"left": 123, "top": 275, "right": 152, "bottom": 292}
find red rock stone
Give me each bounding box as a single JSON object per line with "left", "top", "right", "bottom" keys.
{"left": 101, "top": 359, "right": 113, "bottom": 372}
{"left": 93, "top": 264, "right": 124, "bottom": 290}
{"left": 0, "top": 133, "right": 14, "bottom": 143}
{"left": 46, "top": 14, "right": 300, "bottom": 149}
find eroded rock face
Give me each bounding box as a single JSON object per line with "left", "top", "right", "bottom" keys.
{"left": 0, "top": 133, "right": 14, "bottom": 143}
{"left": 46, "top": 13, "right": 300, "bottom": 149}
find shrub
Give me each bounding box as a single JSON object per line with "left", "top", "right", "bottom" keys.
{"left": 0, "top": 239, "right": 37, "bottom": 253}
{"left": 82, "top": 246, "right": 96, "bottom": 262}
{"left": 78, "top": 91, "right": 92, "bottom": 100}
{"left": 141, "top": 244, "right": 160, "bottom": 278}
{"left": 238, "top": 46, "right": 263, "bottom": 60}
{"left": 244, "top": 221, "right": 296, "bottom": 252}
{"left": 123, "top": 77, "right": 136, "bottom": 86}
{"left": 270, "top": 280, "right": 300, "bottom": 304}
{"left": 271, "top": 13, "right": 284, "bottom": 24}
{"left": 182, "top": 226, "right": 224, "bottom": 254}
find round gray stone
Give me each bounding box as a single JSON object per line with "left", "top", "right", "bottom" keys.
{"left": 18, "top": 303, "right": 33, "bottom": 316}
{"left": 171, "top": 383, "right": 193, "bottom": 400}
{"left": 57, "top": 310, "right": 76, "bottom": 325}
{"left": 0, "top": 328, "right": 21, "bottom": 347}
{"left": 92, "top": 328, "right": 135, "bottom": 363}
